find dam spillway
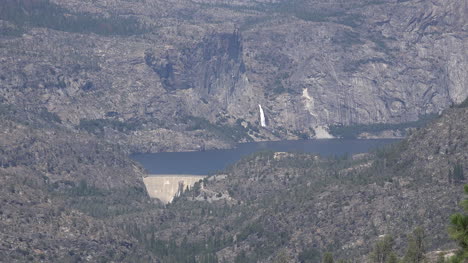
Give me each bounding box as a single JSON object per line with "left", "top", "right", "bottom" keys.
{"left": 143, "top": 175, "right": 207, "bottom": 204}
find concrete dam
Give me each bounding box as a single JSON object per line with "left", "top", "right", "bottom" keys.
{"left": 143, "top": 175, "right": 207, "bottom": 203}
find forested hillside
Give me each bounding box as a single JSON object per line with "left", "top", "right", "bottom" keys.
{"left": 0, "top": 0, "right": 467, "bottom": 261}
{"left": 135, "top": 107, "right": 467, "bottom": 262}
{"left": 0, "top": 101, "right": 160, "bottom": 261}
{"left": 3, "top": 99, "right": 465, "bottom": 262}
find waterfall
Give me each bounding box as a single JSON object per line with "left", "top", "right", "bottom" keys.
{"left": 258, "top": 104, "right": 266, "bottom": 127}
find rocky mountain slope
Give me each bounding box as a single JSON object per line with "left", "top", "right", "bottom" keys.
{"left": 141, "top": 105, "right": 467, "bottom": 262}
{"left": 0, "top": 0, "right": 467, "bottom": 261}
{"left": 0, "top": 102, "right": 158, "bottom": 262}
{"left": 0, "top": 92, "right": 466, "bottom": 261}
{"left": 0, "top": 0, "right": 466, "bottom": 151}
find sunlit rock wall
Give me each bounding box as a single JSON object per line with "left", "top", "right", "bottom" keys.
{"left": 143, "top": 175, "right": 206, "bottom": 204}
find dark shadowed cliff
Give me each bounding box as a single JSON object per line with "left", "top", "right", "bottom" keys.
{"left": 0, "top": 0, "right": 466, "bottom": 151}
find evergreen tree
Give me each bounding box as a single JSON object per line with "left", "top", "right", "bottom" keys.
{"left": 323, "top": 252, "right": 334, "bottom": 263}
{"left": 369, "top": 235, "right": 399, "bottom": 263}
{"left": 435, "top": 253, "right": 445, "bottom": 263}
{"left": 448, "top": 185, "right": 468, "bottom": 261}
{"left": 200, "top": 253, "right": 218, "bottom": 263}
{"left": 274, "top": 250, "right": 290, "bottom": 263}
{"left": 234, "top": 251, "right": 248, "bottom": 263}
{"left": 386, "top": 253, "right": 398, "bottom": 263}
{"left": 453, "top": 163, "right": 465, "bottom": 184}
{"left": 298, "top": 248, "right": 321, "bottom": 263}
{"left": 193, "top": 181, "right": 201, "bottom": 197}
{"left": 403, "top": 227, "right": 426, "bottom": 263}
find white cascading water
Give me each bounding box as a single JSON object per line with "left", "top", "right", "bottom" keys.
{"left": 258, "top": 104, "right": 266, "bottom": 127}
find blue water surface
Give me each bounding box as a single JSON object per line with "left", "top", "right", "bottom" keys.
{"left": 131, "top": 139, "right": 400, "bottom": 175}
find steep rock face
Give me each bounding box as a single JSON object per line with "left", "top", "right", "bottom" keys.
{"left": 0, "top": 0, "right": 466, "bottom": 151}
{"left": 0, "top": 167, "right": 152, "bottom": 262}
{"left": 145, "top": 106, "right": 468, "bottom": 262}
{"left": 0, "top": 26, "right": 265, "bottom": 151}
{"left": 144, "top": 30, "right": 257, "bottom": 121}
{"left": 242, "top": 0, "right": 467, "bottom": 134}
{"left": 400, "top": 107, "right": 468, "bottom": 183}
{"left": 145, "top": 31, "right": 244, "bottom": 92}
{"left": 0, "top": 110, "right": 144, "bottom": 190}
{"left": 0, "top": 104, "right": 156, "bottom": 262}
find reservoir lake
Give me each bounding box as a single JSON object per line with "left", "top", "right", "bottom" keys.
{"left": 131, "top": 139, "right": 400, "bottom": 175}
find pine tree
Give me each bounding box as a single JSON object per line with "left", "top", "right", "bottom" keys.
{"left": 274, "top": 250, "right": 290, "bottom": 263}
{"left": 435, "top": 253, "right": 445, "bottom": 263}
{"left": 369, "top": 235, "right": 399, "bottom": 263}
{"left": 453, "top": 163, "right": 465, "bottom": 184}
{"left": 386, "top": 253, "right": 398, "bottom": 263}
{"left": 448, "top": 185, "right": 468, "bottom": 261}
{"left": 403, "top": 227, "right": 426, "bottom": 263}
{"left": 323, "top": 252, "right": 334, "bottom": 263}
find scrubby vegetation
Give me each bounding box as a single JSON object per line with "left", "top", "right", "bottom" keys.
{"left": 447, "top": 185, "right": 468, "bottom": 262}
{"left": 290, "top": 193, "right": 466, "bottom": 263}
{"left": 197, "top": 0, "right": 366, "bottom": 27}
{"left": 2, "top": 99, "right": 467, "bottom": 262}
{"left": 78, "top": 118, "right": 142, "bottom": 135}
{"left": 332, "top": 30, "right": 365, "bottom": 49}
{"left": 343, "top": 57, "right": 391, "bottom": 72}
{"left": 329, "top": 114, "right": 438, "bottom": 139}
{"left": 0, "top": 0, "right": 148, "bottom": 36}
{"left": 182, "top": 115, "right": 255, "bottom": 143}
{"left": 455, "top": 97, "right": 468, "bottom": 108}
{"left": 0, "top": 102, "right": 61, "bottom": 127}
{"left": 120, "top": 138, "right": 455, "bottom": 261}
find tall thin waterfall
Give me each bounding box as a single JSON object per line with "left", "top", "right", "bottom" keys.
{"left": 258, "top": 104, "right": 266, "bottom": 127}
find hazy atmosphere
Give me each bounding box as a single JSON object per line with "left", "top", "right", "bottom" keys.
{"left": 0, "top": 0, "right": 467, "bottom": 262}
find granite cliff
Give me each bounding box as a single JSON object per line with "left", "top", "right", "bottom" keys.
{"left": 0, "top": 83, "right": 467, "bottom": 261}
{"left": 0, "top": 0, "right": 466, "bottom": 151}
{"left": 143, "top": 105, "right": 468, "bottom": 262}
{"left": 0, "top": 102, "right": 158, "bottom": 262}
{"left": 1, "top": 1, "right": 467, "bottom": 261}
